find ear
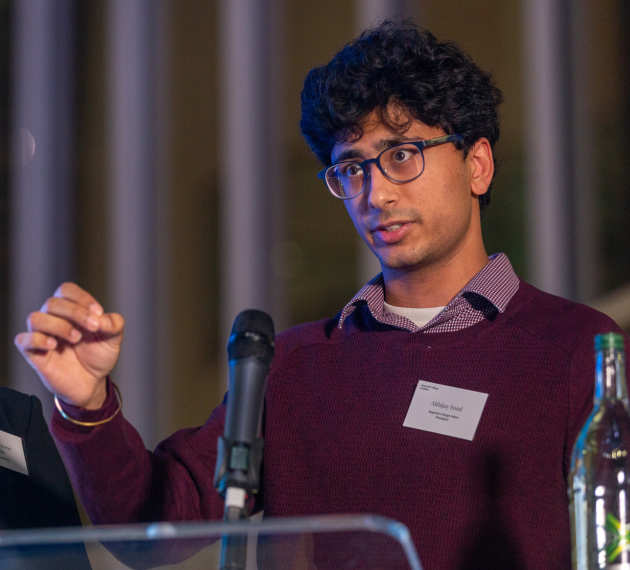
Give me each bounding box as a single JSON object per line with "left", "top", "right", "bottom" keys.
{"left": 467, "top": 137, "right": 494, "bottom": 197}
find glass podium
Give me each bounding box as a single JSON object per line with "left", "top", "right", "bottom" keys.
{"left": 0, "top": 514, "right": 423, "bottom": 569}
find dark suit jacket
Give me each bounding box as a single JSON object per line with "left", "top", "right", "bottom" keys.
{"left": 0, "top": 387, "right": 91, "bottom": 569}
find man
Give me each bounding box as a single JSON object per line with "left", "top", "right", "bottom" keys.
{"left": 14, "top": 22, "right": 629, "bottom": 569}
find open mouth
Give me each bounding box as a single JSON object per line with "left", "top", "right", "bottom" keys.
{"left": 371, "top": 222, "right": 411, "bottom": 244}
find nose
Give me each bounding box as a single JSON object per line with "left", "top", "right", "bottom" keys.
{"left": 365, "top": 162, "right": 399, "bottom": 210}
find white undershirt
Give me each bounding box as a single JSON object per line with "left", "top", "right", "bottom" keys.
{"left": 383, "top": 302, "right": 445, "bottom": 328}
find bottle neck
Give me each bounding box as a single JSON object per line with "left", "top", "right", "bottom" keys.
{"left": 594, "top": 347, "right": 628, "bottom": 405}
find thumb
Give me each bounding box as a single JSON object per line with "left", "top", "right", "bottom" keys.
{"left": 97, "top": 313, "right": 125, "bottom": 337}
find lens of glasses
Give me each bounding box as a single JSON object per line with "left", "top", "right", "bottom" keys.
{"left": 325, "top": 162, "right": 365, "bottom": 198}
{"left": 380, "top": 144, "right": 424, "bottom": 181}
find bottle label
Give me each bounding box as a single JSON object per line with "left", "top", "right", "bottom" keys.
{"left": 606, "top": 513, "right": 630, "bottom": 565}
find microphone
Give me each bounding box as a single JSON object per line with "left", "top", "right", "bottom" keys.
{"left": 214, "top": 309, "right": 275, "bottom": 520}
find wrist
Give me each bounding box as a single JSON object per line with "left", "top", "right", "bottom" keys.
{"left": 82, "top": 380, "right": 108, "bottom": 410}
{"left": 55, "top": 380, "right": 122, "bottom": 428}
{"left": 55, "top": 377, "right": 109, "bottom": 410}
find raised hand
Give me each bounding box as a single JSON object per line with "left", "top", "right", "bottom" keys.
{"left": 14, "top": 282, "right": 125, "bottom": 410}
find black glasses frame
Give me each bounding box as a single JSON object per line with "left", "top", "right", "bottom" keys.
{"left": 318, "top": 133, "right": 464, "bottom": 200}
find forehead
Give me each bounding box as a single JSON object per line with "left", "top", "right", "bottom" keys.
{"left": 330, "top": 110, "right": 444, "bottom": 162}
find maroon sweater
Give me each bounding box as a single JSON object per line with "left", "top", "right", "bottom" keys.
{"left": 53, "top": 281, "right": 629, "bottom": 569}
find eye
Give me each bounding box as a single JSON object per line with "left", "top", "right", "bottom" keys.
{"left": 390, "top": 147, "right": 416, "bottom": 163}
{"left": 339, "top": 162, "right": 363, "bottom": 178}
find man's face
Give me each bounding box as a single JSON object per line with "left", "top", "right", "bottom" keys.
{"left": 331, "top": 110, "right": 488, "bottom": 275}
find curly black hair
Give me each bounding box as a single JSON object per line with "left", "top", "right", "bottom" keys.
{"left": 300, "top": 21, "right": 503, "bottom": 208}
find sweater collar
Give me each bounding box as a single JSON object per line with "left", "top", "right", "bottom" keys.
{"left": 337, "top": 253, "right": 520, "bottom": 333}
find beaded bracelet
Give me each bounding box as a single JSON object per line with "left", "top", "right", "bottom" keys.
{"left": 54, "top": 383, "right": 122, "bottom": 427}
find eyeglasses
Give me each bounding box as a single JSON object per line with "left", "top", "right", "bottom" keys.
{"left": 318, "top": 134, "right": 463, "bottom": 200}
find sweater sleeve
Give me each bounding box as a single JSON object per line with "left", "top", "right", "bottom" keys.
{"left": 51, "top": 381, "right": 227, "bottom": 525}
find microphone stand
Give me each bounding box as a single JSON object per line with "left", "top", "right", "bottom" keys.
{"left": 214, "top": 436, "right": 264, "bottom": 570}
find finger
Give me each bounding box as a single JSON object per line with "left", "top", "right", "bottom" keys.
{"left": 53, "top": 282, "right": 104, "bottom": 315}
{"left": 39, "top": 297, "right": 102, "bottom": 332}
{"left": 97, "top": 312, "right": 125, "bottom": 336}
{"left": 28, "top": 309, "right": 85, "bottom": 342}
{"left": 15, "top": 331, "right": 58, "bottom": 352}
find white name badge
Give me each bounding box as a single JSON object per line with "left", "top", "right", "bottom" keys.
{"left": 0, "top": 430, "right": 29, "bottom": 475}
{"left": 403, "top": 380, "right": 488, "bottom": 441}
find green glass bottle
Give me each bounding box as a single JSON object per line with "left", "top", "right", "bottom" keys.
{"left": 569, "top": 332, "right": 630, "bottom": 569}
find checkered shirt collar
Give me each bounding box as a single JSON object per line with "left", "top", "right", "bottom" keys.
{"left": 337, "top": 253, "right": 520, "bottom": 333}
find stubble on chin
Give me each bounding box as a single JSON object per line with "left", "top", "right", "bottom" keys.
{"left": 372, "top": 242, "right": 430, "bottom": 273}
{"left": 382, "top": 255, "right": 425, "bottom": 273}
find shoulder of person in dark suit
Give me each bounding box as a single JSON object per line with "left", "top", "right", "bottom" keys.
{"left": 0, "top": 387, "right": 82, "bottom": 529}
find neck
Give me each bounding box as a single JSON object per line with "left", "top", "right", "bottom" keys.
{"left": 382, "top": 246, "right": 489, "bottom": 308}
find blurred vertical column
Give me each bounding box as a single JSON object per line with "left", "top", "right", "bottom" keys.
{"left": 355, "top": 0, "right": 417, "bottom": 285}
{"left": 107, "top": 0, "right": 169, "bottom": 446}
{"left": 523, "top": 0, "right": 574, "bottom": 298}
{"left": 570, "top": 0, "right": 597, "bottom": 301}
{"left": 10, "top": 0, "right": 75, "bottom": 415}
{"left": 218, "top": 0, "right": 285, "bottom": 373}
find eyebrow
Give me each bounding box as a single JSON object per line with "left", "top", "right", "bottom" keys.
{"left": 332, "top": 135, "right": 423, "bottom": 163}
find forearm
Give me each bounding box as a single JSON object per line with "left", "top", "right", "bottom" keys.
{"left": 52, "top": 388, "right": 156, "bottom": 524}
{"left": 52, "top": 381, "right": 227, "bottom": 524}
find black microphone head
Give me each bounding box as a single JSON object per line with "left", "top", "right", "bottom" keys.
{"left": 228, "top": 310, "right": 275, "bottom": 363}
